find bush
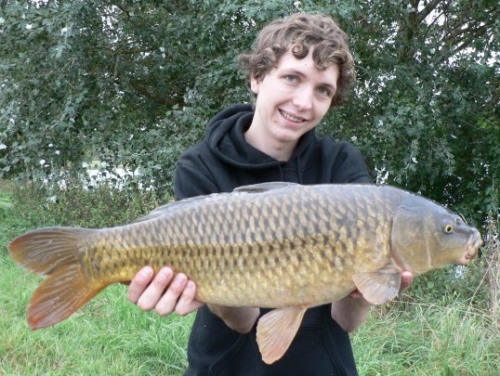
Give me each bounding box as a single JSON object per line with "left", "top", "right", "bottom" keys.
{"left": 10, "top": 175, "right": 165, "bottom": 230}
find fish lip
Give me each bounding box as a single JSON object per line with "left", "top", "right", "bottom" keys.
{"left": 463, "top": 231, "right": 483, "bottom": 262}
{"left": 464, "top": 253, "right": 475, "bottom": 261}
{"left": 458, "top": 251, "right": 475, "bottom": 266}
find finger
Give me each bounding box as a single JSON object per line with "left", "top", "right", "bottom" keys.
{"left": 136, "top": 267, "right": 174, "bottom": 311}
{"left": 400, "top": 271, "right": 414, "bottom": 292}
{"left": 154, "top": 273, "right": 189, "bottom": 316}
{"left": 348, "top": 289, "right": 362, "bottom": 299}
{"left": 128, "top": 266, "right": 154, "bottom": 304}
{"left": 175, "top": 281, "right": 204, "bottom": 316}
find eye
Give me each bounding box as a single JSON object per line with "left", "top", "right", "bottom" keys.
{"left": 443, "top": 223, "right": 453, "bottom": 234}
{"left": 284, "top": 75, "right": 298, "bottom": 82}
{"left": 318, "top": 87, "right": 332, "bottom": 97}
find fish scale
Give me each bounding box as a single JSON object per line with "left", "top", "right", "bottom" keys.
{"left": 77, "top": 185, "right": 394, "bottom": 307}
{"left": 8, "top": 182, "right": 482, "bottom": 364}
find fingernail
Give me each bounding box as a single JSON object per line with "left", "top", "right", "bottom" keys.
{"left": 141, "top": 267, "right": 153, "bottom": 277}
{"left": 159, "top": 268, "right": 173, "bottom": 279}
{"left": 175, "top": 274, "right": 186, "bottom": 287}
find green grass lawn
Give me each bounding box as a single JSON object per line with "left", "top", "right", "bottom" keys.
{"left": 1, "top": 180, "right": 499, "bottom": 375}
{"left": 0, "top": 181, "right": 192, "bottom": 375}
{"left": 353, "top": 303, "right": 500, "bottom": 375}
{"left": 0, "top": 244, "right": 193, "bottom": 375}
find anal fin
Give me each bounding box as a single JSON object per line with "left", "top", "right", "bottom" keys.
{"left": 256, "top": 306, "right": 307, "bottom": 364}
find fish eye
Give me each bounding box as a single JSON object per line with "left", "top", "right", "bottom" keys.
{"left": 443, "top": 223, "right": 454, "bottom": 234}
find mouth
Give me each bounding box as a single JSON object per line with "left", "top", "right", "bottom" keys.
{"left": 458, "top": 252, "right": 475, "bottom": 266}
{"left": 280, "top": 110, "right": 307, "bottom": 124}
{"left": 464, "top": 253, "right": 475, "bottom": 261}
{"left": 463, "top": 230, "right": 483, "bottom": 263}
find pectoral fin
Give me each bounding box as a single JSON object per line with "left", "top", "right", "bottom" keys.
{"left": 353, "top": 266, "right": 401, "bottom": 305}
{"left": 256, "top": 306, "right": 307, "bottom": 364}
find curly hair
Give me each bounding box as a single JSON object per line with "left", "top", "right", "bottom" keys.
{"left": 238, "top": 13, "right": 356, "bottom": 107}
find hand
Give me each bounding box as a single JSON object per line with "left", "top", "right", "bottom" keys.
{"left": 332, "top": 271, "right": 414, "bottom": 332}
{"left": 127, "top": 266, "right": 204, "bottom": 316}
{"left": 399, "top": 270, "right": 414, "bottom": 293}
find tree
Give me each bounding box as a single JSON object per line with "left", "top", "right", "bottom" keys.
{"left": 327, "top": 0, "right": 500, "bottom": 225}
{"left": 1, "top": 0, "right": 499, "bottom": 222}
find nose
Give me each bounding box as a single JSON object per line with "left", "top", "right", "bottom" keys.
{"left": 472, "top": 228, "right": 483, "bottom": 249}
{"left": 467, "top": 228, "right": 483, "bottom": 258}
{"left": 292, "top": 87, "right": 313, "bottom": 112}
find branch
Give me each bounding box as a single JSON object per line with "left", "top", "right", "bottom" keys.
{"left": 130, "top": 81, "right": 180, "bottom": 107}
{"left": 439, "top": 20, "right": 496, "bottom": 62}
{"left": 113, "top": 3, "right": 131, "bottom": 21}
{"left": 417, "top": 0, "right": 444, "bottom": 24}
{"left": 435, "top": 5, "right": 500, "bottom": 63}
{"left": 113, "top": 54, "right": 120, "bottom": 79}
{"left": 409, "top": 0, "right": 420, "bottom": 10}
{"left": 443, "top": 6, "right": 500, "bottom": 45}
{"left": 486, "top": 91, "right": 500, "bottom": 110}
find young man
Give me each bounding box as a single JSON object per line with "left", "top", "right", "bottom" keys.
{"left": 128, "top": 13, "right": 413, "bottom": 375}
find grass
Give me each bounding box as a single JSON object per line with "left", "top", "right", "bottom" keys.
{"left": 1, "top": 242, "right": 194, "bottom": 376}
{"left": 353, "top": 303, "right": 500, "bottom": 375}
{"left": 0, "top": 180, "right": 192, "bottom": 375}
{"left": 1, "top": 179, "right": 499, "bottom": 375}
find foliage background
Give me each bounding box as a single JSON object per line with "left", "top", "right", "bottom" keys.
{"left": 1, "top": 0, "right": 499, "bottom": 297}
{"left": 1, "top": 0, "right": 498, "bottom": 218}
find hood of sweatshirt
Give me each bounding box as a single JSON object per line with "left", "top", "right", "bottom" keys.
{"left": 205, "top": 104, "right": 319, "bottom": 177}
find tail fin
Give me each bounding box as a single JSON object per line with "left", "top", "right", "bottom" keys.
{"left": 8, "top": 227, "right": 104, "bottom": 330}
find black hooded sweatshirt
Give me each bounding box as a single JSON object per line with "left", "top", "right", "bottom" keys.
{"left": 174, "top": 104, "right": 371, "bottom": 376}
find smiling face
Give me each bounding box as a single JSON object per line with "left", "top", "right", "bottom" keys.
{"left": 244, "top": 49, "right": 340, "bottom": 161}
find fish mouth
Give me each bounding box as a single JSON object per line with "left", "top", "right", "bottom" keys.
{"left": 463, "top": 253, "right": 474, "bottom": 262}
{"left": 462, "top": 230, "right": 483, "bottom": 264}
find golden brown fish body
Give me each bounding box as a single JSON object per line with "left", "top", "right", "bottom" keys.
{"left": 84, "top": 184, "right": 394, "bottom": 307}
{"left": 8, "top": 183, "right": 482, "bottom": 364}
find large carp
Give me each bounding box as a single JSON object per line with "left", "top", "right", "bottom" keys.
{"left": 8, "top": 183, "right": 482, "bottom": 364}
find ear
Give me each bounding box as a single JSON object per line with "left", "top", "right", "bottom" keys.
{"left": 250, "top": 75, "right": 261, "bottom": 95}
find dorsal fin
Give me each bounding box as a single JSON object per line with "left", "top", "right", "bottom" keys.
{"left": 234, "top": 182, "right": 299, "bottom": 193}
{"left": 133, "top": 193, "right": 225, "bottom": 223}
{"left": 136, "top": 183, "right": 299, "bottom": 223}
